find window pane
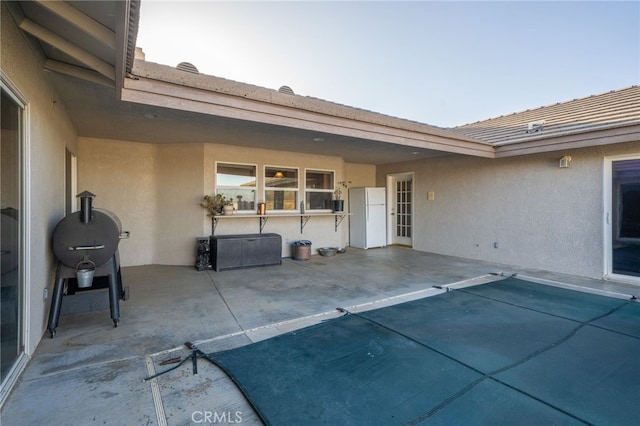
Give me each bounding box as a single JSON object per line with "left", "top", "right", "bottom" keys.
{"left": 306, "top": 170, "right": 333, "bottom": 190}
{"left": 306, "top": 192, "right": 332, "bottom": 210}
{"left": 216, "top": 189, "right": 256, "bottom": 210}
{"left": 619, "top": 183, "right": 640, "bottom": 238}
{"left": 266, "top": 190, "right": 297, "bottom": 210}
{"left": 265, "top": 167, "right": 297, "bottom": 188}
{"left": 217, "top": 163, "right": 256, "bottom": 187}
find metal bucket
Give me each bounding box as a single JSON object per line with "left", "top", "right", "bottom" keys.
{"left": 75, "top": 259, "right": 96, "bottom": 288}
{"left": 293, "top": 240, "right": 312, "bottom": 261}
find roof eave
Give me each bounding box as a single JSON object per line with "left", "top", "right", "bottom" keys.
{"left": 123, "top": 60, "right": 495, "bottom": 158}
{"left": 494, "top": 123, "right": 640, "bottom": 158}
{"left": 114, "top": 0, "right": 140, "bottom": 99}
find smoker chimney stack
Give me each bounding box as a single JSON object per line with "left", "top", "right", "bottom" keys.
{"left": 77, "top": 191, "right": 96, "bottom": 224}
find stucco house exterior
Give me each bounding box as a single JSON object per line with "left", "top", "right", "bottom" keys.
{"left": 1, "top": 0, "right": 639, "bottom": 403}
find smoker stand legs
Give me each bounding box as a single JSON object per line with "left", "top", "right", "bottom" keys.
{"left": 47, "top": 259, "right": 123, "bottom": 338}
{"left": 47, "top": 277, "right": 66, "bottom": 338}
{"left": 108, "top": 261, "right": 119, "bottom": 327}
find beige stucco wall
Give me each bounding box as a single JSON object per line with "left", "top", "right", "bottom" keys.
{"left": 378, "top": 141, "right": 640, "bottom": 279}
{"left": 2, "top": 3, "right": 79, "bottom": 351}
{"left": 78, "top": 138, "right": 158, "bottom": 266}
{"left": 78, "top": 139, "right": 376, "bottom": 266}
{"left": 345, "top": 162, "right": 376, "bottom": 189}
{"left": 155, "top": 143, "right": 205, "bottom": 264}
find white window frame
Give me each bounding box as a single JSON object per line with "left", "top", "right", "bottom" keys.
{"left": 304, "top": 168, "right": 335, "bottom": 212}
{"left": 0, "top": 72, "right": 31, "bottom": 406}
{"left": 264, "top": 165, "right": 299, "bottom": 212}
{"left": 603, "top": 154, "right": 640, "bottom": 284}
{"left": 215, "top": 161, "right": 257, "bottom": 213}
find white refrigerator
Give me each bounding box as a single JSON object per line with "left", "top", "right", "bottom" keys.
{"left": 349, "top": 187, "right": 387, "bottom": 249}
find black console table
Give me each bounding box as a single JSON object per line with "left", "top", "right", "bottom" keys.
{"left": 209, "top": 233, "right": 282, "bottom": 271}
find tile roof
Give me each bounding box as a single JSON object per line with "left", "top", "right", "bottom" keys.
{"left": 450, "top": 86, "right": 640, "bottom": 145}
{"left": 132, "top": 59, "right": 638, "bottom": 154}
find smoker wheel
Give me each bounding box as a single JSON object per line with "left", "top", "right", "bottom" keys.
{"left": 49, "top": 329, "right": 56, "bottom": 338}
{"left": 113, "top": 319, "right": 119, "bottom": 328}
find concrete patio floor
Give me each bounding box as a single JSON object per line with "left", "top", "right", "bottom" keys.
{"left": 1, "top": 246, "right": 638, "bottom": 425}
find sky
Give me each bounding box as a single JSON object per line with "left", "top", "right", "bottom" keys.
{"left": 136, "top": 1, "right": 640, "bottom": 128}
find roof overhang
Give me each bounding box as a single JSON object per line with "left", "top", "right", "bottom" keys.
{"left": 122, "top": 62, "right": 495, "bottom": 161}
{"left": 494, "top": 123, "right": 640, "bottom": 158}
{"left": 7, "top": 0, "right": 139, "bottom": 96}
{"left": 8, "top": 0, "right": 637, "bottom": 165}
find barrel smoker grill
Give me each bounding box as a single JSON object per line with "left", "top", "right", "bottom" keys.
{"left": 47, "top": 191, "right": 129, "bottom": 337}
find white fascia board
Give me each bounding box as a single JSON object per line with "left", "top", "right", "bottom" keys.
{"left": 121, "top": 76, "right": 496, "bottom": 158}
{"left": 494, "top": 124, "right": 640, "bottom": 158}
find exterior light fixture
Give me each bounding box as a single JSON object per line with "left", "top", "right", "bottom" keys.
{"left": 559, "top": 156, "right": 572, "bottom": 168}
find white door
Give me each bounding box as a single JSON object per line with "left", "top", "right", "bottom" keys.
{"left": 605, "top": 155, "right": 640, "bottom": 283}
{"left": 387, "top": 173, "right": 413, "bottom": 247}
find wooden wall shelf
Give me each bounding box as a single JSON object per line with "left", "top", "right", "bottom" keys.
{"left": 211, "top": 212, "right": 351, "bottom": 235}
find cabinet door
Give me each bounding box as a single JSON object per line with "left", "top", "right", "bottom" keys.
{"left": 242, "top": 236, "right": 280, "bottom": 267}
{"left": 214, "top": 238, "right": 243, "bottom": 270}
{"left": 242, "top": 237, "right": 268, "bottom": 266}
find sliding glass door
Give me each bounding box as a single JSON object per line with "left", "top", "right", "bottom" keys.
{"left": 1, "top": 86, "right": 24, "bottom": 387}
{"left": 609, "top": 157, "right": 640, "bottom": 279}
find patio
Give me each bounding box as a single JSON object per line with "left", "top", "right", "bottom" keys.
{"left": 1, "top": 246, "right": 637, "bottom": 425}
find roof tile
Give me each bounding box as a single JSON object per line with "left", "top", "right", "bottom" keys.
{"left": 450, "top": 86, "right": 640, "bottom": 145}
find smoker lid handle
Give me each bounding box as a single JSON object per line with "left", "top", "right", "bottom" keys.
{"left": 119, "top": 231, "right": 130, "bottom": 239}
{"left": 67, "top": 245, "right": 105, "bottom": 251}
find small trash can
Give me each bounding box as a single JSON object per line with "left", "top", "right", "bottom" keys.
{"left": 292, "top": 240, "right": 312, "bottom": 261}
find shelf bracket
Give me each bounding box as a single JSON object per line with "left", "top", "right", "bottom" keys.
{"left": 300, "top": 215, "right": 311, "bottom": 233}
{"left": 259, "top": 216, "right": 268, "bottom": 233}
{"left": 335, "top": 214, "right": 346, "bottom": 232}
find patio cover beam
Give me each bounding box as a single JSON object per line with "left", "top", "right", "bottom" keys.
{"left": 17, "top": 17, "right": 115, "bottom": 81}
{"left": 33, "top": 0, "right": 116, "bottom": 50}
{"left": 44, "top": 59, "right": 115, "bottom": 89}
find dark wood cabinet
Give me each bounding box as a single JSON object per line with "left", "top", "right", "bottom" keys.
{"left": 210, "top": 233, "right": 282, "bottom": 271}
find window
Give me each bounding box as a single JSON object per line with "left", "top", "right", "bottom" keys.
{"left": 216, "top": 163, "right": 256, "bottom": 211}
{"left": 265, "top": 167, "right": 298, "bottom": 211}
{"left": 305, "top": 170, "right": 334, "bottom": 210}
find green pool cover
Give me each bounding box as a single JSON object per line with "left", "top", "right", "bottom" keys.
{"left": 208, "top": 278, "right": 640, "bottom": 425}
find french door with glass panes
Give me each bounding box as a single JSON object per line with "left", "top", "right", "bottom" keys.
{"left": 388, "top": 173, "right": 413, "bottom": 247}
